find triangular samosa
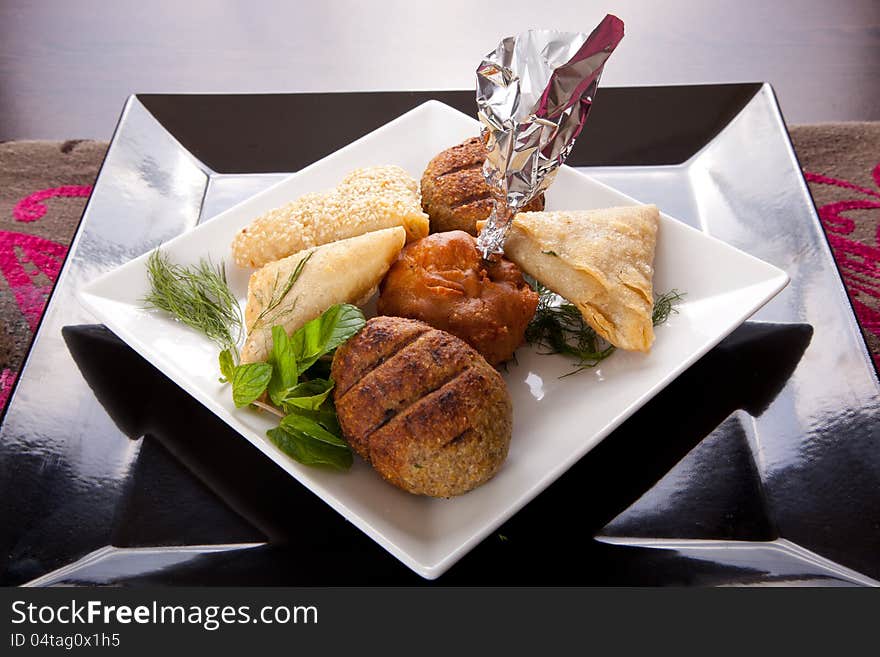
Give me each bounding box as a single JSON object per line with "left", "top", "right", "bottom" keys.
{"left": 240, "top": 226, "right": 406, "bottom": 363}
{"left": 490, "top": 206, "right": 659, "bottom": 352}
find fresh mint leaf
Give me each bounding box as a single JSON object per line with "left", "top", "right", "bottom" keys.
{"left": 267, "top": 325, "right": 298, "bottom": 406}
{"left": 218, "top": 348, "right": 235, "bottom": 383}
{"left": 292, "top": 304, "right": 365, "bottom": 374}
{"left": 240, "top": 303, "right": 365, "bottom": 471}
{"left": 292, "top": 406, "right": 342, "bottom": 436}
{"left": 281, "top": 412, "right": 347, "bottom": 448}
{"left": 267, "top": 426, "right": 352, "bottom": 470}
{"left": 292, "top": 315, "right": 323, "bottom": 366}
{"left": 321, "top": 303, "right": 367, "bottom": 353}
{"left": 279, "top": 378, "right": 334, "bottom": 411}
{"left": 231, "top": 362, "right": 272, "bottom": 407}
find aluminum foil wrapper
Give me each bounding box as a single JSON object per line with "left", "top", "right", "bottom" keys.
{"left": 475, "top": 15, "right": 625, "bottom": 258}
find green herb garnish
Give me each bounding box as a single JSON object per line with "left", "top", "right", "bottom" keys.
{"left": 293, "top": 405, "right": 343, "bottom": 437}
{"left": 652, "top": 289, "right": 685, "bottom": 326}
{"left": 278, "top": 379, "right": 335, "bottom": 412}
{"left": 267, "top": 325, "right": 299, "bottom": 406}
{"left": 218, "top": 348, "right": 236, "bottom": 383}
{"left": 231, "top": 362, "right": 273, "bottom": 407}
{"left": 267, "top": 425, "right": 353, "bottom": 470}
{"left": 291, "top": 303, "right": 366, "bottom": 375}
{"left": 227, "top": 303, "right": 366, "bottom": 469}
{"left": 281, "top": 412, "right": 348, "bottom": 448}
{"left": 525, "top": 278, "right": 683, "bottom": 375}
{"left": 144, "top": 250, "right": 242, "bottom": 353}
{"left": 146, "top": 249, "right": 364, "bottom": 470}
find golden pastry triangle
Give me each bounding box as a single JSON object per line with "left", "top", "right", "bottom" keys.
{"left": 482, "top": 205, "right": 660, "bottom": 352}
{"left": 240, "top": 226, "right": 406, "bottom": 363}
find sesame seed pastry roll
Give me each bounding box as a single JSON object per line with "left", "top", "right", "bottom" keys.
{"left": 231, "top": 165, "right": 429, "bottom": 269}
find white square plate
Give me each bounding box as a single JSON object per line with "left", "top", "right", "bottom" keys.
{"left": 78, "top": 100, "right": 789, "bottom": 579}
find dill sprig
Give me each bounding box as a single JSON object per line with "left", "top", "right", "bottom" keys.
{"left": 144, "top": 249, "right": 242, "bottom": 352}
{"left": 253, "top": 251, "right": 312, "bottom": 329}
{"left": 524, "top": 277, "right": 683, "bottom": 375}
{"left": 525, "top": 280, "right": 614, "bottom": 368}
{"left": 651, "top": 289, "right": 685, "bottom": 326}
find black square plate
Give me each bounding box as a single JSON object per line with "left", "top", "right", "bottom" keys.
{"left": 1, "top": 86, "right": 878, "bottom": 586}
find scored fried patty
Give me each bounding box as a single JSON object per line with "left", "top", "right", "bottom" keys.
{"left": 420, "top": 136, "right": 545, "bottom": 235}
{"left": 331, "top": 316, "right": 513, "bottom": 497}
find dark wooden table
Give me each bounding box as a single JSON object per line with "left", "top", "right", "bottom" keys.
{"left": 1, "top": 0, "right": 879, "bottom": 140}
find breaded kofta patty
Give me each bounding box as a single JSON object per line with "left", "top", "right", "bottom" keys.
{"left": 331, "top": 316, "right": 512, "bottom": 497}
{"left": 420, "top": 136, "right": 545, "bottom": 235}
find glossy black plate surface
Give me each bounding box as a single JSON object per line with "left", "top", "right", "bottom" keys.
{"left": 1, "top": 86, "right": 878, "bottom": 586}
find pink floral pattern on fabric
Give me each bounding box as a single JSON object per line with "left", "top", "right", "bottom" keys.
{"left": 13, "top": 185, "right": 92, "bottom": 223}
{"left": 0, "top": 230, "right": 68, "bottom": 331}
{"left": 0, "top": 368, "right": 17, "bottom": 411}
{"left": 1, "top": 185, "right": 93, "bottom": 413}
{"left": 804, "top": 163, "right": 880, "bottom": 368}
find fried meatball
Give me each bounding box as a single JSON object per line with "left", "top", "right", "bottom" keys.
{"left": 421, "top": 137, "right": 545, "bottom": 235}
{"left": 377, "top": 231, "right": 538, "bottom": 365}
{"left": 332, "top": 316, "right": 512, "bottom": 497}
